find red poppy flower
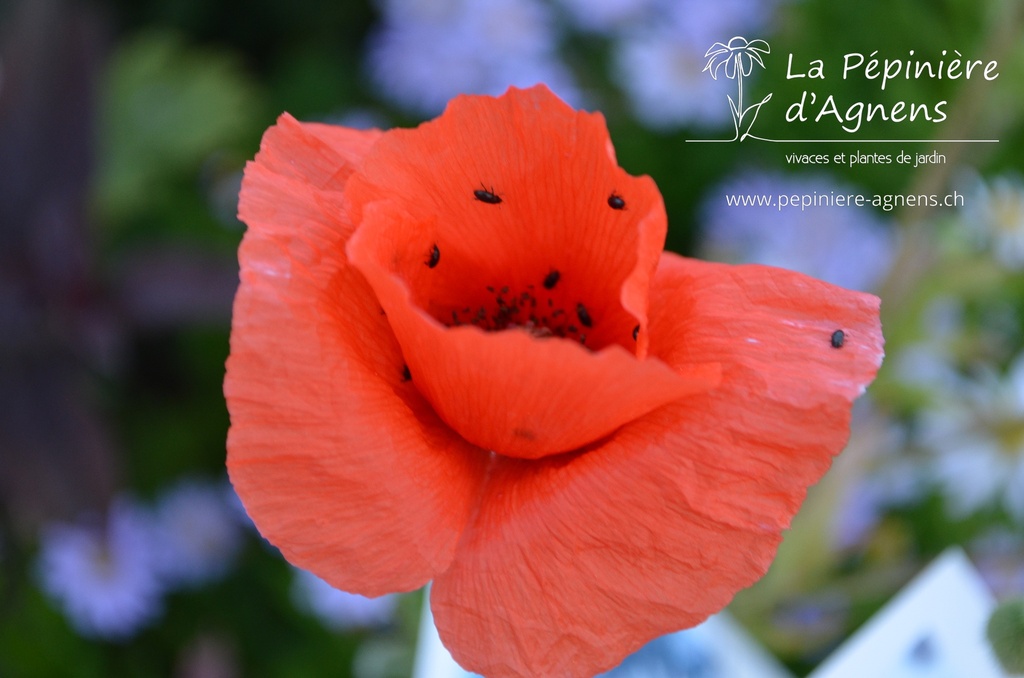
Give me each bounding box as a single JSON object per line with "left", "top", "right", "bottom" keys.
{"left": 225, "top": 85, "right": 883, "bottom": 677}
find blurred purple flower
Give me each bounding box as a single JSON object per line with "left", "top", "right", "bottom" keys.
{"left": 700, "top": 171, "right": 896, "bottom": 291}
{"left": 365, "top": 0, "right": 578, "bottom": 115}
{"left": 151, "top": 478, "right": 245, "bottom": 589}
{"left": 770, "top": 594, "right": 849, "bottom": 654}
{"left": 831, "top": 479, "right": 885, "bottom": 552}
{"left": 612, "top": 33, "right": 732, "bottom": 130}
{"left": 919, "top": 354, "right": 1024, "bottom": 522}
{"left": 827, "top": 404, "right": 922, "bottom": 552}
{"left": 554, "top": 0, "right": 657, "bottom": 34}
{"left": 962, "top": 174, "right": 1024, "bottom": 269}
{"left": 37, "top": 498, "right": 163, "bottom": 640}
{"left": 611, "top": 0, "right": 777, "bottom": 130}
{"left": 291, "top": 569, "right": 398, "bottom": 631}
{"left": 890, "top": 298, "right": 966, "bottom": 393}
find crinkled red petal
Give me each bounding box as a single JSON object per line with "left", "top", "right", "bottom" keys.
{"left": 226, "top": 115, "right": 489, "bottom": 595}
{"left": 343, "top": 86, "right": 717, "bottom": 458}
{"left": 430, "top": 253, "right": 884, "bottom": 677}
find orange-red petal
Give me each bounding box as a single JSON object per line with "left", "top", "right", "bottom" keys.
{"left": 226, "top": 115, "right": 489, "bottom": 595}
{"left": 429, "top": 253, "right": 883, "bottom": 677}
{"left": 346, "top": 201, "right": 719, "bottom": 459}
{"left": 345, "top": 86, "right": 664, "bottom": 359}
{"left": 343, "top": 86, "right": 718, "bottom": 458}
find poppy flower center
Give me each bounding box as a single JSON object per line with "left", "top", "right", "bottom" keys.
{"left": 341, "top": 88, "right": 720, "bottom": 458}
{"left": 345, "top": 189, "right": 720, "bottom": 460}
{"left": 447, "top": 283, "right": 583, "bottom": 338}
{"left": 437, "top": 277, "right": 605, "bottom": 349}
{"left": 349, "top": 185, "right": 654, "bottom": 356}
{"left": 379, "top": 184, "right": 656, "bottom": 355}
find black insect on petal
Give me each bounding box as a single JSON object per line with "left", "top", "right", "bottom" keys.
{"left": 830, "top": 329, "right": 845, "bottom": 349}
{"left": 401, "top": 364, "right": 412, "bottom": 381}
{"left": 633, "top": 324, "right": 640, "bottom": 341}
{"left": 474, "top": 186, "right": 502, "bottom": 204}
{"left": 426, "top": 243, "right": 440, "bottom": 268}
{"left": 576, "top": 303, "right": 593, "bottom": 328}
{"left": 608, "top": 192, "right": 626, "bottom": 210}
{"left": 543, "top": 269, "right": 560, "bottom": 290}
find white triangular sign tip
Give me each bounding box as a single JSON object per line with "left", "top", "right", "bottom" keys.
{"left": 810, "top": 547, "right": 1006, "bottom": 678}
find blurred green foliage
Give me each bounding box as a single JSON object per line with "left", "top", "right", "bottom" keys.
{"left": 97, "top": 31, "right": 261, "bottom": 227}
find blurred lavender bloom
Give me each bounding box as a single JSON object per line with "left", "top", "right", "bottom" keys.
{"left": 612, "top": 32, "right": 731, "bottom": 129}
{"left": 828, "top": 454, "right": 924, "bottom": 551}
{"left": 769, "top": 593, "right": 850, "bottom": 660}
{"left": 827, "top": 404, "right": 923, "bottom": 552}
{"left": 890, "top": 298, "right": 966, "bottom": 392}
{"left": 291, "top": 569, "right": 399, "bottom": 631}
{"left": 700, "top": 171, "right": 896, "bottom": 291}
{"left": 151, "top": 478, "right": 245, "bottom": 589}
{"left": 919, "top": 354, "right": 1024, "bottom": 522}
{"left": 37, "top": 498, "right": 163, "bottom": 640}
{"left": 611, "top": 0, "right": 777, "bottom": 130}
{"left": 961, "top": 174, "right": 1024, "bottom": 269}
{"left": 365, "top": 0, "right": 578, "bottom": 116}
{"left": 223, "top": 480, "right": 255, "bottom": 530}
{"left": 868, "top": 453, "right": 930, "bottom": 510}
{"left": 554, "top": 0, "right": 657, "bottom": 35}
{"left": 831, "top": 479, "right": 885, "bottom": 552}
{"left": 376, "top": 0, "right": 555, "bottom": 54}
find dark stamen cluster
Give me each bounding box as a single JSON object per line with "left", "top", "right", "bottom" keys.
{"left": 430, "top": 185, "right": 639, "bottom": 346}
{"left": 446, "top": 278, "right": 592, "bottom": 346}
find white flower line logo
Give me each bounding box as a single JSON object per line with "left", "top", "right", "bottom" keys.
{"left": 703, "top": 36, "right": 773, "bottom": 142}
